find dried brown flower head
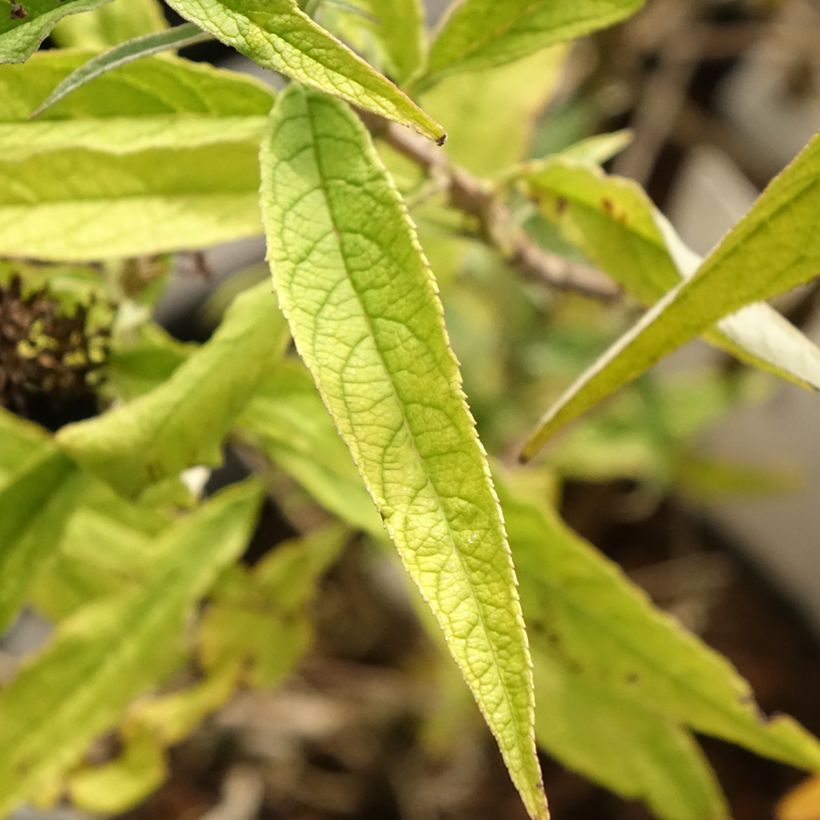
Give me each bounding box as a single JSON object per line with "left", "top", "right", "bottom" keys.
{"left": 0, "top": 275, "right": 110, "bottom": 428}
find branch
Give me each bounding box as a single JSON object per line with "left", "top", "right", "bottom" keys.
{"left": 362, "top": 114, "right": 619, "bottom": 301}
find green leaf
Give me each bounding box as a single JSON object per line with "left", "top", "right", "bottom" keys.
{"left": 238, "top": 361, "right": 384, "bottom": 536}
{"left": 0, "top": 0, "right": 113, "bottom": 63}
{"left": 66, "top": 726, "right": 166, "bottom": 815}
{"left": 420, "top": 47, "right": 567, "bottom": 176}
{"left": 533, "top": 654, "right": 728, "bottom": 820}
{"left": 200, "top": 525, "right": 346, "bottom": 687}
{"left": 346, "top": 0, "right": 425, "bottom": 83}
{"left": 130, "top": 658, "right": 241, "bottom": 745}
{"left": 163, "top": 0, "right": 445, "bottom": 142}
{"left": 421, "top": 0, "right": 644, "bottom": 86}
{"left": 522, "top": 133, "right": 820, "bottom": 456}
{"left": 0, "top": 50, "right": 273, "bottom": 159}
{"left": 0, "top": 481, "right": 262, "bottom": 817}
{"left": 523, "top": 159, "right": 820, "bottom": 393}
{"left": 52, "top": 0, "right": 168, "bottom": 48}
{"left": 0, "top": 447, "right": 85, "bottom": 631}
{"left": 0, "top": 143, "right": 261, "bottom": 260}
{"left": 58, "top": 282, "right": 289, "bottom": 496}
{"left": 32, "top": 24, "right": 212, "bottom": 116}
{"left": 260, "top": 86, "right": 546, "bottom": 820}
{"left": 29, "top": 504, "right": 166, "bottom": 620}
{"left": 497, "top": 470, "right": 820, "bottom": 773}
{"left": 0, "top": 406, "right": 46, "bottom": 478}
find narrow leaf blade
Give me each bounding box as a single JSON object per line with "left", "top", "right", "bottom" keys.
{"left": 259, "top": 86, "right": 546, "bottom": 819}
{"left": 497, "top": 470, "right": 820, "bottom": 772}
{"left": 422, "top": 0, "right": 644, "bottom": 85}
{"left": 0, "top": 482, "right": 262, "bottom": 816}
{"left": 525, "top": 159, "right": 820, "bottom": 392}
{"left": 58, "top": 282, "right": 289, "bottom": 496}
{"left": 31, "top": 23, "right": 211, "bottom": 117}
{"left": 163, "top": 0, "right": 445, "bottom": 142}
{"left": 523, "top": 131, "right": 820, "bottom": 457}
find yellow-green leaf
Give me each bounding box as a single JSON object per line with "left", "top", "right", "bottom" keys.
{"left": 523, "top": 131, "right": 820, "bottom": 457}
{"left": 58, "top": 281, "right": 289, "bottom": 496}
{"left": 259, "top": 85, "right": 546, "bottom": 820}
{"left": 421, "top": 0, "right": 644, "bottom": 86}
{"left": 0, "top": 50, "right": 273, "bottom": 159}
{"left": 200, "top": 525, "right": 346, "bottom": 688}
{"left": 67, "top": 726, "right": 166, "bottom": 815}
{"left": 0, "top": 482, "right": 262, "bottom": 817}
{"left": 497, "top": 470, "right": 820, "bottom": 773}
{"left": 523, "top": 158, "right": 820, "bottom": 393}
{"left": 238, "top": 361, "right": 383, "bottom": 536}
{"left": 0, "top": 447, "right": 84, "bottom": 631}
{"left": 163, "top": 0, "right": 445, "bottom": 142}
{"left": 533, "top": 654, "right": 728, "bottom": 820}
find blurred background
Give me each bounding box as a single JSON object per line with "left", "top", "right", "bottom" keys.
{"left": 8, "top": 0, "right": 820, "bottom": 818}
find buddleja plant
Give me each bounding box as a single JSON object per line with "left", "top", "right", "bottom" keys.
{"left": 1, "top": 0, "right": 819, "bottom": 817}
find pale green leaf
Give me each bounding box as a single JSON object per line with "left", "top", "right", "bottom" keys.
{"left": 200, "top": 525, "right": 346, "bottom": 687}
{"left": 58, "top": 281, "right": 289, "bottom": 496}
{"left": 32, "top": 24, "right": 212, "bottom": 116}
{"left": 524, "top": 160, "right": 820, "bottom": 393}
{"left": 421, "top": 47, "right": 567, "bottom": 176}
{"left": 0, "top": 0, "right": 113, "bottom": 63}
{"left": 0, "top": 447, "right": 85, "bottom": 631}
{"left": 523, "top": 134, "right": 820, "bottom": 456}
{"left": 0, "top": 50, "right": 273, "bottom": 159}
{"left": 52, "top": 0, "right": 168, "bottom": 48}
{"left": 421, "top": 0, "right": 644, "bottom": 85}
{"left": 497, "top": 471, "right": 820, "bottom": 772}
{"left": 29, "top": 506, "right": 166, "bottom": 620}
{"left": 238, "top": 361, "right": 383, "bottom": 536}
{"left": 163, "top": 0, "right": 445, "bottom": 142}
{"left": 67, "top": 726, "right": 166, "bottom": 815}
{"left": 0, "top": 406, "right": 46, "bottom": 478}
{"left": 0, "top": 481, "right": 262, "bottom": 817}
{"left": 260, "top": 86, "right": 546, "bottom": 820}
{"left": 129, "top": 658, "right": 241, "bottom": 744}
{"left": 331, "top": 0, "right": 425, "bottom": 83}
{"left": 0, "top": 144, "right": 261, "bottom": 261}
{"left": 533, "top": 654, "right": 728, "bottom": 820}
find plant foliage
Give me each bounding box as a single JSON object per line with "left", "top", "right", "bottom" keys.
{"left": 0, "top": 0, "right": 819, "bottom": 817}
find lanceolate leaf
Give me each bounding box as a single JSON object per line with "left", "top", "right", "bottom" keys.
{"left": 58, "top": 282, "right": 289, "bottom": 496}
{"left": 532, "top": 653, "right": 728, "bottom": 820}
{"left": 497, "top": 471, "right": 820, "bottom": 772}
{"left": 260, "top": 86, "right": 546, "bottom": 820}
{"left": 421, "top": 0, "right": 644, "bottom": 86}
{"left": 523, "top": 158, "right": 820, "bottom": 392}
{"left": 163, "top": 0, "right": 445, "bottom": 142}
{"left": 0, "top": 0, "right": 113, "bottom": 63}
{"left": 0, "top": 447, "right": 85, "bottom": 631}
{"left": 0, "top": 50, "right": 273, "bottom": 158}
{"left": 523, "top": 131, "right": 820, "bottom": 457}
{"left": 0, "top": 482, "right": 262, "bottom": 817}
{"left": 32, "top": 24, "right": 213, "bottom": 116}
